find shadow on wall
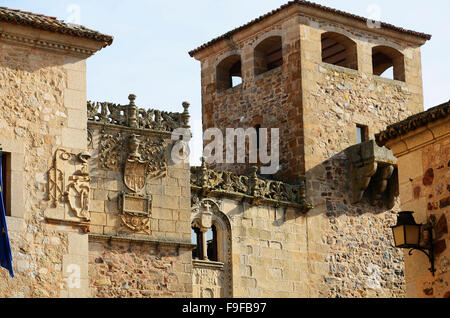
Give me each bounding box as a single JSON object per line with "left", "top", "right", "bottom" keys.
{"left": 305, "top": 147, "right": 399, "bottom": 219}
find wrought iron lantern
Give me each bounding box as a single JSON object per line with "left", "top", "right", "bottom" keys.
{"left": 391, "top": 211, "right": 436, "bottom": 276}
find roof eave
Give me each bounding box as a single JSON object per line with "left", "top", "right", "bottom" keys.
{"left": 189, "top": 0, "right": 431, "bottom": 59}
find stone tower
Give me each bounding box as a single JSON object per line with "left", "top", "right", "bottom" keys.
{"left": 190, "top": 1, "right": 432, "bottom": 297}
{"left": 189, "top": 0, "right": 430, "bottom": 183}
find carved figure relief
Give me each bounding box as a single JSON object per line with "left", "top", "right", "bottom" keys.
{"left": 48, "top": 149, "right": 71, "bottom": 208}
{"left": 66, "top": 175, "right": 90, "bottom": 221}
{"left": 47, "top": 149, "right": 92, "bottom": 222}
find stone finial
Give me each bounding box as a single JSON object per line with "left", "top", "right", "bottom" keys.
{"left": 128, "top": 94, "right": 137, "bottom": 104}
{"left": 127, "top": 94, "right": 138, "bottom": 128}
{"left": 182, "top": 102, "right": 190, "bottom": 128}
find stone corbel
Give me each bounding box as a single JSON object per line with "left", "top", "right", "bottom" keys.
{"left": 346, "top": 140, "right": 399, "bottom": 208}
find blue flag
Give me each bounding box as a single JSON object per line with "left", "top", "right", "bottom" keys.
{"left": 0, "top": 152, "right": 14, "bottom": 277}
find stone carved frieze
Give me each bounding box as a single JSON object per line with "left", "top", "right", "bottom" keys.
{"left": 191, "top": 158, "right": 312, "bottom": 212}
{"left": 47, "top": 149, "right": 92, "bottom": 221}
{"left": 88, "top": 94, "right": 190, "bottom": 133}
{"left": 98, "top": 132, "right": 169, "bottom": 180}
{"left": 99, "top": 131, "right": 123, "bottom": 171}
{"left": 346, "top": 140, "right": 399, "bottom": 209}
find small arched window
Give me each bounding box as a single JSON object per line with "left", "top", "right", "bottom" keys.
{"left": 372, "top": 46, "right": 405, "bottom": 81}
{"left": 321, "top": 32, "right": 358, "bottom": 70}
{"left": 216, "top": 55, "right": 242, "bottom": 91}
{"left": 254, "top": 36, "right": 283, "bottom": 76}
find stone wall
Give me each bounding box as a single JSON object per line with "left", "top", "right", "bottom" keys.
{"left": 191, "top": 162, "right": 405, "bottom": 298}
{"left": 222, "top": 199, "right": 308, "bottom": 298}
{"left": 0, "top": 23, "right": 103, "bottom": 298}
{"left": 384, "top": 116, "right": 450, "bottom": 298}
{"left": 89, "top": 238, "right": 192, "bottom": 298}
{"left": 305, "top": 153, "right": 405, "bottom": 297}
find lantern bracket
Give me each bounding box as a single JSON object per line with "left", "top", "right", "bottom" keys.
{"left": 408, "top": 247, "right": 435, "bottom": 276}
{"left": 407, "top": 223, "right": 436, "bottom": 276}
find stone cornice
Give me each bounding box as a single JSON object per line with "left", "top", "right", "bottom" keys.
{"left": 382, "top": 118, "right": 450, "bottom": 157}
{"left": 376, "top": 101, "right": 450, "bottom": 148}
{"left": 0, "top": 30, "right": 97, "bottom": 57}
{"left": 89, "top": 234, "right": 196, "bottom": 249}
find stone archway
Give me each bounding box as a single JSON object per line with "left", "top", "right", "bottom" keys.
{"left": 191, "top": 198, "right": 233, "bottom": 298}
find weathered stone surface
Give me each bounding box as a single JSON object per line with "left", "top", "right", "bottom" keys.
{"left": 89, "top": 240, "right": 192, "bottom": 298}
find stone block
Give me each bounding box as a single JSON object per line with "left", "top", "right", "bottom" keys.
{"left": 61, "top": 128, "right": 87, "bottom": 150}
{"left": 90, "top": 213, "right": 106, "bottom": 226}
{"left": 90, "top": 200, "right": 105, "bottom": 213}
{"left": 159, "top": 220, "right": 176, "bottom": 232}
{"left": 62, "top": 254, "right": 88, "bottom": 279}
{"left": 68, "top": 232, "right": 88, "bottom": 256}
{"left": 64, "top": 89, "right": 86, "bottom": 111}
{"left": 67, "top": 70, "right": 86, "bottom": 92}
{"left": 67, "top": 109, "right": 87, "bottom": 130}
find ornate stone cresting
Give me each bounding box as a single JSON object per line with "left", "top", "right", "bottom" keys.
{"left": 87, "top": 94, "right": 190, "bottom": 133}
{"left": 346, "top": 140, "right": 399, "bottom": 209}
{"left": 191, "top": 158, "right": 312, "bottom": 213}
{"left": 46, "top": 149, "right": 92, "bottom": 223}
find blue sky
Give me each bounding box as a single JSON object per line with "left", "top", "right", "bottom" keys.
{"left": 6, "top": 0, "right": 450, "bottom": 165}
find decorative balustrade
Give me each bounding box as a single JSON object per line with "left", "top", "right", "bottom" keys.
{"left": 87, "top": 94, "right": 190, "bottom": 133}
{"left": 191, "top": 159, "right": 312, "bottom": 212}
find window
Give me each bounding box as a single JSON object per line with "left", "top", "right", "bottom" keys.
{"left": 192, "top": 227, "right": 204, "bottom": 260}
{"left": 321, "top": 32, "right": 358, "bottom": 70}
{"left": 356, "top": 124, "right": 369, "bottom": 144}
{"left": 206, "top": 225, "right": 218, "bottom": 262}
{"left": 372, "top": 46, "right": 405, "bottom": 81}
{"left": 1, "top": 152, "right": 11, "bottom": 217}
{"left": 254, "top": 36, "right": 283, "bottom": 76}
{"left": 216, "top": 55, "right": 242, "bottom": 91}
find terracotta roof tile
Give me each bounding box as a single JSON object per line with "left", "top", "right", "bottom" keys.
{"left": 0, "top": 6, "right": 113, "bottom": 47}
{"left": 376, "top": 101, "right": 450, "bottom": 147}
{"left": 189, "top": 0, "right": 431, "bottom": 57}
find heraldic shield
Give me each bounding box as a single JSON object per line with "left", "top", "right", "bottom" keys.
{"left": 124, "top": 159, "right": 148, "bottom": 193}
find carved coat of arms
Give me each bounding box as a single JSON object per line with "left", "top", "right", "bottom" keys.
{"left": 120, "top": 134, "right": 167, "bottom": 235}
{"left": 124, "top": 159, "right": 148, "bottom": 193}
